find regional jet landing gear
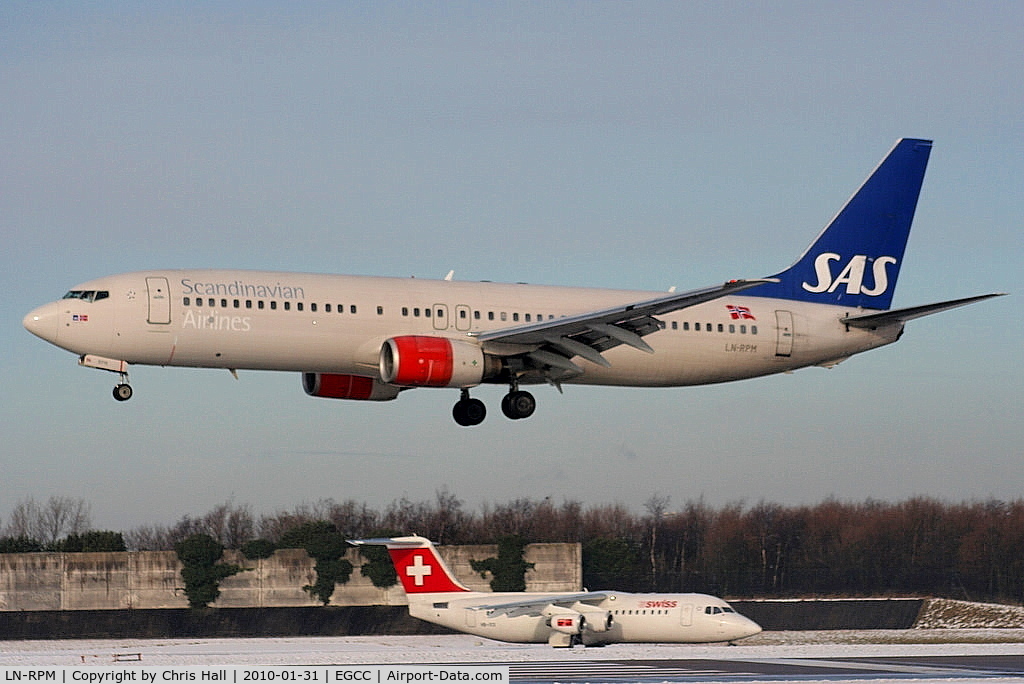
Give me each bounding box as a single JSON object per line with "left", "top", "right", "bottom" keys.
{"left": 452, "top": 384, "right": 536, "bottom": 426}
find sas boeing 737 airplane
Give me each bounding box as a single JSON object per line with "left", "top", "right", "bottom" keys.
{"left": 24, "top": 139, "right": 1003, "bottom": 425}
{"left": 349, "top": 535, "right": 762, "bottom": 647}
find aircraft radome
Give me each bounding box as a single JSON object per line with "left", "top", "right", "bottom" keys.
{"left": 24, "top": 139, "right": 1004, "bottom": 425}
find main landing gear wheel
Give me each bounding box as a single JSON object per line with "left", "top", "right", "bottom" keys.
{"left": 501, "top": 390, "right": 536, "bottom": 420}
{"left": 112, "top": 383, "right": 133, "bottom": 402}
{"left": 452, "top": 395, "right": 486, "bottom": 427}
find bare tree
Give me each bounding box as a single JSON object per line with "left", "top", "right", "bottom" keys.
{"left": 4, "top": 496, "right": 91, "bottom": 546}
{"left": 123, "top": 524, "right": 173, "bottom": 551}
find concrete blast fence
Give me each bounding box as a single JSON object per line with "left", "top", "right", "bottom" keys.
{"left": 0, "top": 543, "right": 582, "bottom": 611}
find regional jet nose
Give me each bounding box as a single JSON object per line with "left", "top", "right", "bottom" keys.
{"left": 728, "top": 614, "right": 762, "bottom": 641}
{"left": 23, "top": 302, "right": 60, "bottom": 344}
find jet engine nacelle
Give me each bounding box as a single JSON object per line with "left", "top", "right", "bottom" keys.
{"left": 549, "top": 613, "right": 584, "bottom": 635}
{"left": 379, "top": 336, "right": 493, "bottom": 388}
{"left": 578, "top": 609, "right": 613, "bottom": 633}
{"left": 302, "top": 372, "right": 402, "bottom": 401}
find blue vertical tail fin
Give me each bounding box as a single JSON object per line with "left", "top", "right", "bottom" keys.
{"left": 746, "top": 138, "right": 932, "bottom": 310}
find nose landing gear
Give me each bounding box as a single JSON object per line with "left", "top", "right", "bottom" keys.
{"left": 112, "top": 369, "right": 133, "bottom": 401}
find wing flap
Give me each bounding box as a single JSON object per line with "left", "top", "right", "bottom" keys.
{"left": 473, "top": 279, "right": 776, "bottom": 377}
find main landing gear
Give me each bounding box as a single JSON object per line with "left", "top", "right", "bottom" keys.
{"left": 452, "top": 386, "right": 536, "bottom": 426}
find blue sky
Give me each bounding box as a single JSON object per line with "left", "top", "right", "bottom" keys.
{"left": 3, "top": 2, "right": 1021, "bottom": 532}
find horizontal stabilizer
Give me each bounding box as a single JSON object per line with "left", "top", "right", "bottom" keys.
{"left": 841, "top": 293, "right": 1006, "bottom": 328}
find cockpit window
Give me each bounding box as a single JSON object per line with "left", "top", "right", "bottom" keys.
{"left": 62, "top": 290, "right": 109, "bottom": 303}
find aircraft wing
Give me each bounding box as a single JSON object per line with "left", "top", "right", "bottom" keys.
{"left": 841, "top": 293, "right": 1006, "bottom": 329}
{"left": 468, "top": 591, "right": 612, "bottom": 619}
{"left": 471, "top": 278, "right": 776, "bottom": 377}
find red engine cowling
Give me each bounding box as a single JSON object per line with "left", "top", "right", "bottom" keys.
{"left": 302, "top": 373, "right": 402, "bottom": 401}
{"left": 379, "top": 336, "right": 486, "bottom": 388}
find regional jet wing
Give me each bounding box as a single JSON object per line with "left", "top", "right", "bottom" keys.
{"left": 471, "top": 278, "right": 776, "bottom": 374}
{"left": 841, "top": 293, "right": 1005, "bottom": 329}
{"left": 468, "top": 592, "right": 612, "bottom": 619}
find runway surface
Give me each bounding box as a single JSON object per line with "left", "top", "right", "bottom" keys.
{"left": 506, "top": 654, "right": 1024, "bottom": 681}
{"left": 3, "top": 632, "right": 1024, "bottom": 682}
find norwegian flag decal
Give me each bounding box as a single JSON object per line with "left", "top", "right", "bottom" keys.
{"left": 726, "top": 305, "right": 755, "bottom": 320}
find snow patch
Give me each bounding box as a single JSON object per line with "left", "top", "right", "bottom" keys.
{"left": 916, "top": 599, "right": 1024, "bottom": 629}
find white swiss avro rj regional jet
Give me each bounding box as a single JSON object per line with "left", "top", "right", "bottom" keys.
{"left": 24, "top": 139, "right": 1002, "bottom": 425}
{"left": 350, "top": 535, "right": 762, "bottom": 647}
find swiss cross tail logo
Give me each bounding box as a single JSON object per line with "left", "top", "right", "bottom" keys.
{"left": 405, "top": 553, "right": 433, "bottom": 586}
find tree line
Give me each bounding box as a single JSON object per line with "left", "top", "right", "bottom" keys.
{"left": 3, "top": 492, "right": 1024, "bottom": 604}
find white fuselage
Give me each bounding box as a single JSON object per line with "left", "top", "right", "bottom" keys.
{"left": 24, "top": 269, "right": 902, "bottom": 388}
{"left": 409, "top": 591, "right": 761, "bottom": 645}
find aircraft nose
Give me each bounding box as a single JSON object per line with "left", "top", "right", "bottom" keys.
{"left": 23, "top": 302, "right": 60, "bottom": 344}
{"left": 728, "top": 614, "right": 762, "bottom": 640}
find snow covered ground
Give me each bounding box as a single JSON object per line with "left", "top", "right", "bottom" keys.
{"left": 2, "top": 630, "right": 1024, "bottom": 666}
